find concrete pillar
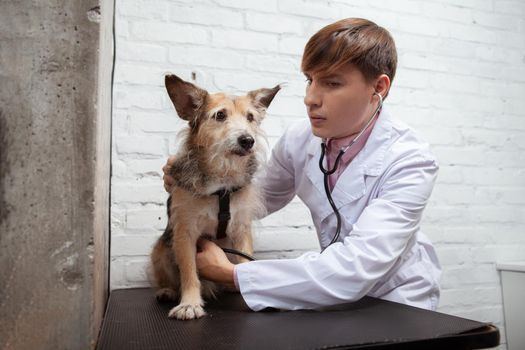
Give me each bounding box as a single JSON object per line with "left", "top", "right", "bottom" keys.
{"left": 0, "top": 1, "right": 112, "bottom": 349}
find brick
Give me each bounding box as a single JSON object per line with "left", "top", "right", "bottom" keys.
{"left": 127, "top": 207, "right": 168, "bottom": 231}
{"left": 440, "top": 22, "right": 499, "bottom": 45}
{"left": 435, "top": 245, "right": 471, "bottom": 266}
{"left": 131, "top": 22, "right": 208, "bottom": 44}
{"left": 394, "top": 33, "right": 431, "bottom": 52}
{"left": 267, "top": 95, "right": 307, "bottom": 117}
{"left": 125, "top": 258, "right": 151, "bottom": 284}
{"left": 126, "top": 158, "right": 166, "bottom": 179}
{"left": 213, "top": 71, "right": 281, "bottom": 93}
{"left": 394, "top": 69, "right": 430, "bottom": 89}
{"left": 116, "top": 18, "right": 129, "bottom": 38}
{"left": 118, "top": 1, "right": 169, "bottom": 20}
{"left": 421, "top": 2, "right": 473, "bottom": 23}
{"left": 110, "top": 258, "right": 127, "bottom": 289}
{"left": 433, "top": 146, "right": 489, "bottom": 166}
{"left": 111, "top": 158, "right": 128, "bottom": 181}
{"left": 440, "top": 287, "right": 501, "bottom": 307}
{"left": 168, "top": 46, "right": 244, "bottom": 69}
{"left": 244, "top": 54, "right": 299, "bottom": 74}
{"left": 397, "top": 16, "right": 441, "bottom": 37}
{"left": 129, "top": 112, "right": 184, "bottom": 133}
{"left": 434, "top": 0, "right": 493, "bottom": 11}
{"left": 246, "top": 13, "right": 303, "bottom": 35}
{"left": 111, "top": 234, "right": 158, "bottom": 256}
{"left": 112, "top": 182, "right": 168, "bottom": 205}
{"left": 213, "top": 0, "right": 278, "bottom": 13}
{"left": 494, "top": 1, "right": 525, "bottom": 16}
{"left": 367, "top": 0, "right": 422, "bottom": 15}
{"left": 117, "top": 41, "right": 168, "bottom": 63}
{"left": 428, "top": 38, "right": 477, "bottom": 59}
{"left": 168, "top": 4, "right": 243, "bottom": 28}
{"left": 463, "top": 167, "right": 525, "bottom": 186}
{"left": 259, "top": 201, "right": 313, "bottom": 227}
{"left": 468, "top": 205, "right": 523, "bottom": 224}
{"left": 116, "top": 136, "right": 167, "bottom": 157}
{"left": 431, "top": 184, "right": 478, "bottom": 205}
{"left": 113, "top": 86, "right": 165, "bottom": 110}
{"left": 440, "top": 264, "right": 499, "bottom": 289}
{"left": 437, "top": 227, "right": 499, "bottom": 244}
{"left": 429, "top": 72, "right": 480, "bottom": 94}
{"left": 114, "top": 63, "right": 166, "bottom": 86}
{"left": 418, "top": 126, "right": 463, "bottom": 146}
{"left": 472, "top": 11, "right": 520, "bottom": 31}
{"left": 278, "top": 0, "right": 340, "bottom": 20}
{"left": 451, "top": 305, "right": 503, "bottom": 324}
{"left": 278, "top": 36, "right": 307, "bottom": 56}
{"left": 400, "top": 53, "right": 449, "bottom": 72}
{"left": 212, "top": 28, "right": 278, "bottom": 52}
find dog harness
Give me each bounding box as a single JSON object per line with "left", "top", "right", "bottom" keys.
{"left": 213, "top": 188, "right": 240, "bottom": 239}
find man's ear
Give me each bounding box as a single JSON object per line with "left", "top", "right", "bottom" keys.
{"left": 248, "top": 84, "right": 281, "bottom": 111}
{"left": 165, "top": 74, "right": 208, "bottom": 121}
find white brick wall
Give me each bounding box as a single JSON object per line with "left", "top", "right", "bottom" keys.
{"left": 112, "top": 1, "right": 525, "bottom": 348}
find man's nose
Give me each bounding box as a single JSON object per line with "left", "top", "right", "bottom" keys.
{"left": 304, "top": 83, "right": 321, "bottom": 109}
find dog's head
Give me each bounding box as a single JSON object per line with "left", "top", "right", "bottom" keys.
{"left": 165, "top": 74, "right": 280, "bottom": 159}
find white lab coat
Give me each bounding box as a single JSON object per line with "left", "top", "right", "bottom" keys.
{"left": 235, "top": 107, "right": 442, "bottom": 311}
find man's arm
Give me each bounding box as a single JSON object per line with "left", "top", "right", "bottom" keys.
{"left": 235, "top": 155, "right": 439, "bottom": 311}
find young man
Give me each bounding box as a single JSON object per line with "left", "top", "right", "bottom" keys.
{"left": 163, "top": 18, "right": 441, "bottom": 311}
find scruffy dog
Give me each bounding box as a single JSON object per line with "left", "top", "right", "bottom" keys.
{"left": 150, "top": 74, "right": 280, "bottom": 320}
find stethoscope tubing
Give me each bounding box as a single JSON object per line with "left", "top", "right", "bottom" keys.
{"left": 319, "top": 93, "right": 383, "bottom": 251}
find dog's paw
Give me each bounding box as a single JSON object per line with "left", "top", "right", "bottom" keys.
{"left": 168, "top": 303, "right": 206, "bottom": 320}
{"left": 156, "top": 288, "right": 178, "bottom": 303}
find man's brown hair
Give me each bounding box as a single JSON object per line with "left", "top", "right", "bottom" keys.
{"left": 301, "top": 18, "right": 397, "bottom": 92}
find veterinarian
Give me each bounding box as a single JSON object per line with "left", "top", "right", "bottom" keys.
{"left": 163, "top": 18, "right": 441, "bottom": 311}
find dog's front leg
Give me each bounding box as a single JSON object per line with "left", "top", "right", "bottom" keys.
{"left": 231, "top": 223, "right": 254, "bottom": 264}
{"left": 168, "top": 225, "right": 205, "bottom": 320}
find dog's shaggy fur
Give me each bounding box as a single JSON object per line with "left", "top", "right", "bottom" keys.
{"left": 150, "top": 74, "right": 280, "bottom": 320}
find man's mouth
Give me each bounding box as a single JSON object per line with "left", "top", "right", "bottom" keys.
{"left": 309, "top": 114, "right": 327, "bottom": 125}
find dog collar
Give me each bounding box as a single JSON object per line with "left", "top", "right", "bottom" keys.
{"left": 212, "top": 187, "right": 241, "bottom": 239}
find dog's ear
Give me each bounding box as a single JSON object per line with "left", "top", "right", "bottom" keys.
{"left": 248, "top": 84, "right": 281, "bottom": 111}
{"left": 165, "top": 74, "right": 208, "bottom": 121}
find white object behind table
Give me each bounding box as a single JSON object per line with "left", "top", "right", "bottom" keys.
{"left": 497, "top": 262, "right": 525, "bottom": 350}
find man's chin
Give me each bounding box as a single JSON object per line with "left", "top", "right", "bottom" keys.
{"left": 310, "top": 125, "right": 330, "bottom": 139}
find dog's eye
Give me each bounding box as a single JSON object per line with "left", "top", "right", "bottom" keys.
{"left": 214, "top": 110, "right": 227, "bottom": 121}
{"left": 247, "top": 113, "right": 254, "bottom": 122}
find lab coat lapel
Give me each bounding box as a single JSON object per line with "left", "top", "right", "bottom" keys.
{"left": 334, "top": 108, "right": 393, "bottom": 203}
{"left": 305, "top": 108, "right": 393, "bottom": 221}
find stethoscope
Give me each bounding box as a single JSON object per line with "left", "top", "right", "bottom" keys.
{"left": 319, "top": 92, "right": 383, "bottom": 251}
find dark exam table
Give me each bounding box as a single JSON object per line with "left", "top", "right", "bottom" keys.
{"left": 96, "top": 288, "right": 499, "bottom": 349}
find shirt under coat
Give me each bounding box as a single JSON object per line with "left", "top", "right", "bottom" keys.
{"left": 234, "top": 107, "right": 442, "bottom": 311}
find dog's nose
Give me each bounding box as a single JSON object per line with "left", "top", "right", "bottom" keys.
{"left": 238, "top": 135, "right": 255, "bottom": 150}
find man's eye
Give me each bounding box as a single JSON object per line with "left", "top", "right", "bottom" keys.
{"left": 305, "top": 78, "right": 312, "bottom": 85}
{"left": 325, "top": 81, "right": 340, "bottom": 87}
{"left": 215, "top": 110, "right": 227, "bottom": 121}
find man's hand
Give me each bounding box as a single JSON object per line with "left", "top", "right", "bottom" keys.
{"left": 163, "top": 155, "right": 176, "bottom": 192}
{"left": 196, "top": 239, "right": 237, "bottom": 289}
